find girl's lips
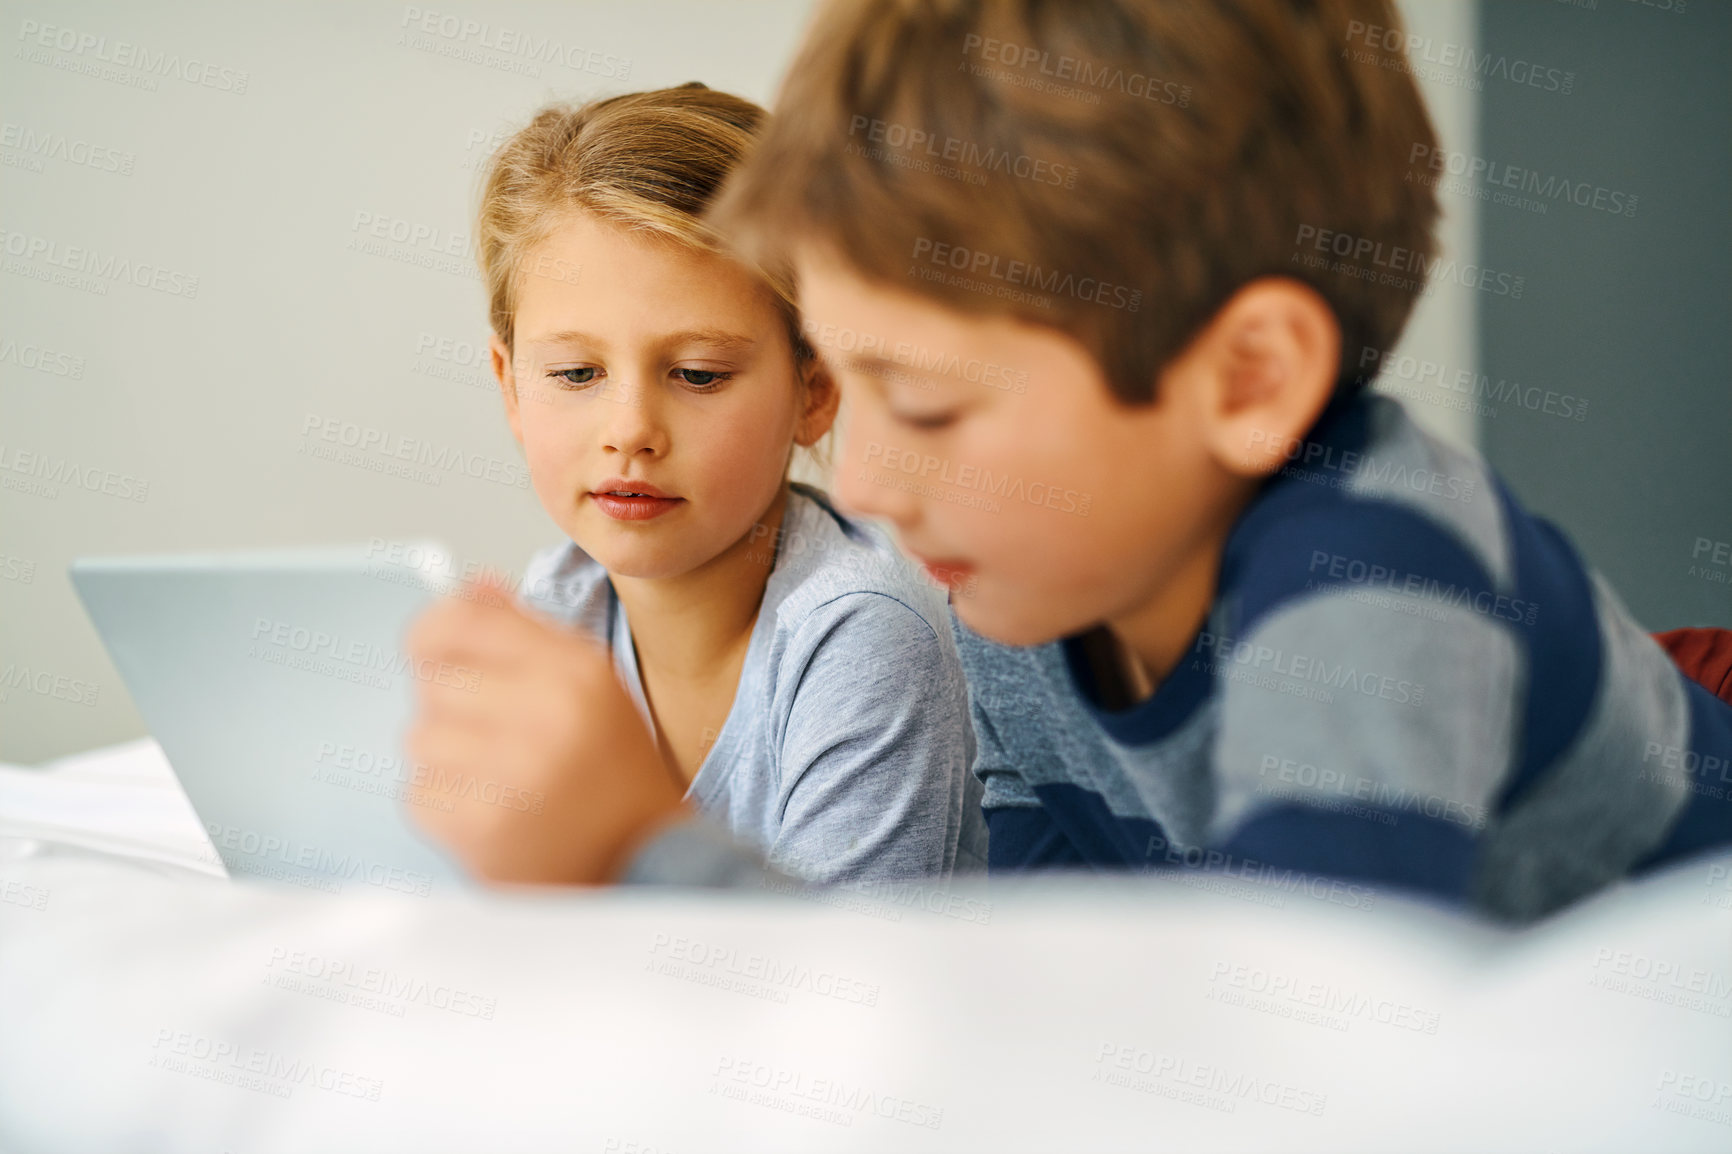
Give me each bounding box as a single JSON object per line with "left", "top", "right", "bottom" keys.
{"left": 593, "top": 477, "right": 673, "bottom": 500}
{"left": 590, "top": 493, "right": 684, "bottom": 521}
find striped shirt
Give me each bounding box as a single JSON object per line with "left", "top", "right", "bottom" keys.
{"left": 959, "top": 392, "right": 1732, "bottom": 922}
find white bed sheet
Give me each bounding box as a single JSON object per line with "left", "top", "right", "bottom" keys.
{"left": 1, "top": 743, "right": 1728, "bottom": 1152}
{"left": 0, "top": 739, "right": 224, "bottom": 878}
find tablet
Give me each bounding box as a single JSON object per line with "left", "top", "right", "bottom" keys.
{"left": 70, "top": 544, "right": 471, "bottom": 896}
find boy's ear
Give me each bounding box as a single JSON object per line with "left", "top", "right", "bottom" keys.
{"left": 794, "top": 357, "right": 841, "bottom": 447}
{"left": 1182, "top": 278, "right": 1340, "bottom": 479}
{"left": 491, "top": 333, "right": 525, "bottom": 446}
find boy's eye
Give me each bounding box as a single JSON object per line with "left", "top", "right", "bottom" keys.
{"left": 547, "top": 366, "right": 599, "bottom": 388}
{"left": 893, "top": 410, "right": 959, "bottom": 431}
{"left": 674, "top": 368, "right": 732, "bottom": 389}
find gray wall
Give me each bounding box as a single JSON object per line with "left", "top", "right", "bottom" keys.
{"left": 0, "top": 0, "right": 1486, "bottom": 765}
{"left": 0, "top": 0, "right": 817, "bottom": 763}
{"left": 1478, "top": 0, "right": 1731, "bottom": 630}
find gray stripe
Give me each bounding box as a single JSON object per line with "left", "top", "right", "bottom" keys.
{"left": 1345, "top": 396, "right": 1512, "bottom": 589}
{"left": 1471, "top": 572, "right": 1692, "bottom": 922}
{"left": 1210, "top": 590, "right": 1518, "bottom": 842}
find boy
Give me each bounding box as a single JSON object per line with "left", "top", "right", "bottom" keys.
{"left": 406, "top": 0, "right": 1731, "bottom": 921}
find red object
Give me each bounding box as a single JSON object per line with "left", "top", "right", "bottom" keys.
{"left": 1653, "top": 628, "right": 1732, "bottom": 704}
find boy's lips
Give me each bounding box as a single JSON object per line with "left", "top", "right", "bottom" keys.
{"left": 589, "top": 478, "right": 683, "bottom": 521}
{"left": 912, "top": 555, "right": 975, "bottom": 587}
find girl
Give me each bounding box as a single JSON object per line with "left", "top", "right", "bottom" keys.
{"left": 414, "top": 83, "right": 982, "bottom": 884}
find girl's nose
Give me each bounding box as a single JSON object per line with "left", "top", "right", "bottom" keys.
{"left": 599, "top": 376, "right": 668, "bottom": 458}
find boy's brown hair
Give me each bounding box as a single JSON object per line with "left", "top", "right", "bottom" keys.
{"left": 711, "top": 0, "right": 1441, "bottom": 403}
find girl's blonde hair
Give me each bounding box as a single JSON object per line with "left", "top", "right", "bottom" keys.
{"left": 476, "top": 82, "right": 808, "bottom": 362}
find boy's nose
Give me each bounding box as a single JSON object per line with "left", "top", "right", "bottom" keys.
{"left": 832, "top": 420, "right": 919, "bottom": 530}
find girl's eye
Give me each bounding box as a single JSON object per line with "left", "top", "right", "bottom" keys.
{"left": 548, "top": 367, "right": 599, "bottom": 388}
{"left": 674, "top": 368, "right": 732, "bottom": 389}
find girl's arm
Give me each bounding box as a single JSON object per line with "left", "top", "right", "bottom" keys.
{"left": 767, "top": 591, "right": 976, "bottom": 884}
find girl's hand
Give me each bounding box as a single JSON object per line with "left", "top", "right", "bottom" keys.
{"left": 401, "top": 578, "right": 688, "bottom": 884}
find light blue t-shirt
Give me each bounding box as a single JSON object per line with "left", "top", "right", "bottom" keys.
{"left": 521, "top": 483, "right": 986, "bottom": 884}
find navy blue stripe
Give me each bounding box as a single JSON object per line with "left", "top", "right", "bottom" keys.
{"left": 1061, "top": 630, "right": 1214, "bottom": 746}
{"left": 1636, "top": 675, "right": 1732, "bottom": 869}
{"left": 1219, "top": 803, "right": 1479, "bottom": 899}
{"left": 984, "top": 805, "right": 1087, "bottom": 871}
{"left": 1297, "top": 388, "right": 1379, "bottom": 469}
{"left": 997, "top": 782, "right": 1482, "bottom": 906}
{"left": 1014, "top": 782, "right": 1169, "bottom": 869}
{"left": 1221, "top": 495, "right": 1502, "bottom": 643}
{"left": 1491, "top": 482, "right": 1604, "bottom": 812}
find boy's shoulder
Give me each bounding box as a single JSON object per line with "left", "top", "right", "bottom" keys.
{"left": 1220, "top": 393, "right": 1513, "bottom": 639}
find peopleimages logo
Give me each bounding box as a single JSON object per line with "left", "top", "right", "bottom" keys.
{"left": 264, "top": 946, "right": 498, "bottom": 1019}
{"left": 910, "top": 238, "right": 1142, "bottom": 312}
{"left": 1343, "top": 19, "right": 1575, "bottom": 96}
{"left": 1091, "top": 1042, "right": 1328, "bottom": 1116}
{"left": 249, "top": 616, "right": 482, "bottom": 693}
{"left": 862, "top": 441, "right": 1091, "bottom": 516}
{"left": 0, "top": 443, "right": 150, "bottom": 502}
{"left": 313, "top": 740, "right": 546, "bottom": 815}
{"left": 398, "top": 6, "right": 632, "bottom": 79}
{"left": 0, "top": 226, "right": 200, "bottom": 298}
{"left": 1256, "top": 755, "right": 1487, "bottom": 831}
{"left": 0, "top": 122, "right": 135, "bottom": 175}
{"left": 802, "top": 321, "right": 1028, "bottom": 394}
{"left": 149, "top": 1030, "right": 384, "bottom": 1101}
{"left": 1142, "top": 834, "right": 1379, "bottom": 910}
{"left": 1360, "top": 347, "right": 1588, "bottom": 424}
{"left": 845, "top": 115, "right": 1078, "bottom": 189}
{"left": 648, "top": 933, "right": 882, "bottom": 1006}
{"left": 1306, "top": 549, "right": 1539, "bottom": 627}
{"left": 711, "top": 1057, "right": 944, "bottom": 1130}
{"left": 298, "top": 413, "right": 530, "bottom": 489}
{"left": 1292, "top": 224, "right": 1524, "bottom": 299}
{"left": 1189, "top": 629, "right": 1425, "bottom": 710}
{"left": 1208, "top": 961, "right": 1443, "bottom": 1034}
{"left": 1249, "top": 427, "right": 1478, "bottom": 503}
{"left": 960, "top": 34, "right": 1192, "bottom": 107}
{"left": 206, "top": 823, "right": 435, "bottom": 897}
{"left": 0, "top": 336, "right": 85, "bottom": 379}
{"left": 1407, "top": 144, "right": 1638, "bottom": 219}
{"left": 351, "top": 210, "right": 473, "bottom": 260}
{"left": 0, "top": 663, "right": 99, "bottom": 707}
{"left": 15, "top": 19, "right": 251, "bottom": 93}
{"left": 1588, "top": 947, "right": 1731, "bottom": 1016}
